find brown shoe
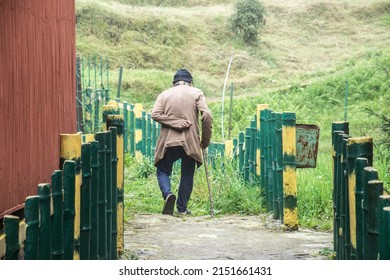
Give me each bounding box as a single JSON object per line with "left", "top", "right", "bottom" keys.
{"left": 162, "top": 194, "right": 176, "bottom": 215}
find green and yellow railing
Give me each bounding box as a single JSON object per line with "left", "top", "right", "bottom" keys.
{"left": 0, "top": 112, "right": 124, "bottom": 260}
{"left": 332, "top": 121, "right": 390, "bottom": 260}
{"left": 206, "top": 105, "right": 319, "bottom": 230}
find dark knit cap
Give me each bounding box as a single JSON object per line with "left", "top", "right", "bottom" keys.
{"left": 173, "top": 69, "right": 193, "bottom": 84}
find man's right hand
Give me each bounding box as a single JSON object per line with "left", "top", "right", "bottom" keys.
{"left": 179, "top": 120, "right": 192, "bottom": 131}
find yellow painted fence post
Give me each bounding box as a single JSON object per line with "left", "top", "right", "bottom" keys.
{"left": 256, "top": 104, "right": 269, "bottom": 177}
{"left": 60, "top": 133, "right": 82, "bottom": 260}
{"left": 282, "top": 112, "right": 298, "bottom": 230}
{"left": 106, "top": 115, "right": 125, "bottom": 257}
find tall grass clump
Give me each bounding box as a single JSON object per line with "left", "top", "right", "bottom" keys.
{"left": 297, "top": 154, "right": 333, "bottom": 231}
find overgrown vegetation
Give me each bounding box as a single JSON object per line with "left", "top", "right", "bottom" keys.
{"left": 124, "top": 154, "right": 264, "bottom": 221}
{"left": 76, "top": 0, "right": 390, "bottom": 230}
{"left": 230, "top": 0, "right": 266, "bottom": 45}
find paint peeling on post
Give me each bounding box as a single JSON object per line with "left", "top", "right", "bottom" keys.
{"left": 355, "top": 158, "right": 369, "bottom": 260}
{"left": 362, "top": 167, "right": 378, "bottom": 259}
{"left": 282, "top": 112, "right": 297, "bottom": 230}
{"left": 51, "top": 170, "right": 64, "bottom": 260}
{"left": 38, "top": 183, "right": 52, "bottom": 260}
{"left": 89, "top": 140, "right": 99, "bottom": 260}
{"left": 24, "top": 196, "right": 39, "bottom": 260}
{"left": 102, "top": 101, "right": 119, "bottom": 131}
{"left": 106, "top": 115, "right": 125, "bottom": 257}
{"left": 60, "top": 133, "right": 82, "bottom": 260}
{"left": 4, "top": 215, "right": 19, "bottom": 260}
{"left": 256, "top": 104, "right": 268, "bottom": 178}
{"left": 95, "top": 132, "right": 107, "bottom": 260}
{"left": 134, "top": 103, "right": 143, "bottom": 160}
{"left": 62, "top": 160, "right": 76, "bottom": 260}
{"left": 347, "top": 137, "right": 373, "bottom": 259}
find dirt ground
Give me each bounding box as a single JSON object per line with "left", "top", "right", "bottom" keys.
{"left": 123, "top": 213, "right": 333, "bottom": 260}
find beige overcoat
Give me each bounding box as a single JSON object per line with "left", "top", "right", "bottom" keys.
{"left": 151, "top": 84, "right": 213, "bottom": 167}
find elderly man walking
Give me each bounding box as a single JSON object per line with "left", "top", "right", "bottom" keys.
{"left": 151, "top": 69, "right": 213, "bottom": 215}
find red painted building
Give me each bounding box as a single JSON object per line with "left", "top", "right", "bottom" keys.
{"left": 0, "top": 0, "right": 76, "bottom": 218}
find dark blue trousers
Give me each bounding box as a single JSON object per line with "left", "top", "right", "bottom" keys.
{"left": 156, "top": 146, "right": 196, "bottom": 213}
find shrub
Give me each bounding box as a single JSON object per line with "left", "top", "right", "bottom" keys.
{"left": 229, "top": 0, "right": 266, "bottom": 45}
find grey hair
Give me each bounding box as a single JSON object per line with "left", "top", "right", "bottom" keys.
{"left": 174, "top": 81, "right": 192, "bottom": 86}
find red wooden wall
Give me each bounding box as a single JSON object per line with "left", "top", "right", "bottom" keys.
{"left": 0, "top": 0, "right": 76, "bottom": 217}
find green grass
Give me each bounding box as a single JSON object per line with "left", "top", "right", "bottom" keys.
{"left": 297, "top": 154, "right": 333, "bottom": 231}
{"left": 124, "top": 154, "right": 264, "bottom": 220}
{"left": 76, "top": 0, "right": 390, "bottom": 230}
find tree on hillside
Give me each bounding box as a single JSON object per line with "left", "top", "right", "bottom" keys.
{"left": 230, "top": 0, "right": 266, "bottom": 45}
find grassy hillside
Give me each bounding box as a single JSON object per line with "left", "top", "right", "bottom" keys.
{"left": 76, "top": 0, "right": 389, "bottom": 162}
{"left": 76, "top": 0, "right": 390, "bottom": 228}
{"left": 76, "top": 0, "right": 389, "bottom": 104}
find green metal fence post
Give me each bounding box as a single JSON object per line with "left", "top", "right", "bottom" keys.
{"left": 275, "top": 113, "right": 283, "bottom": 221}
{"left": 142, "top": 111, "right": 147, "bottom": 155}
{"left": 24, "top": 196, "right": 39, "bottom": 260}
{"left": 333, "top": 132, "right": 347, "bottom": 259}
{"left": 362, "top": 166, "right": 378, "bottom": 259}
{"left": 134, "top": 104, "right": 143, "bottom": 158}
{"left": 367, "top": 180, "right": 383, "bottom": 260}
{"left": 60, "top": 134, "right": 82, "bottom": 260}
{"left": 63, "top": 160, "right": 76, "bottom": 260}
{"left": 282, "top": 112, "right": 297, "bottom": 230}
{"left": 105, "top": 130, "right": 113, "bottom": 259}
{"left": 333, "top": 132, "right": 343, "bottom": 259}
{"left": 94, "top": 75, "right": 101, "bottom": 133}
{"left": 95, "top": 132, "right": 107, "bottom": 260}
{"left": 152, "top": 119, "right": 157, "bottom": 157}
{"left": 260, "top": 109, "right": 267, "bottom": 195}
{"left": 252, "top": 118, "right": 258, "bottom": 180}
{"left": 244, "top": 127, "right": 250, "bottom": 182}
{"left": 341, "top": 133, "right": 350, "bottom": 259}
{"left": 331, "top": 121, "right": 349, "bottom": 259}
{"left": 269, "top": 111, "right": 276, "bottom": 213}
{"left": 38, "top": 183, "right": 52, "bottom": 260}
{"left": 4, "top": 215, "right": 19, "bottom": 260}
{"left": 147, "top": 113, "right": 152, "bottom": 159}
{"left": 354, "top": 157, "right": 369, "bottom": 260}
{"left": 256, "top": 104, "right": 268, "bottom": 181}
{"left": 379, "top": 206, "right": 390, "bottom": 260}
{"left": 123, "top": 101, "right": 129, "bottom": 153}
{"left": 129, "top": 103, "right": 135, "bottom": 156}
{"left": 233, "top": 138, "right": 238, "bottom": 161}
{"left": 80, "top": 143, "right": 92, "bottom": 260}
{"left": 109, "top": 127, "right": 118, "bottom": 260}
{"left": 271, "top": 112, "right": 278, "bottom": 219}
{"left": 90, "top": 140, "right": 100, "bottom": 260}
{"left": 265, "top": 109, "right": 273, "bottom": 211}
{"left": 347, "top": 137, "right": 373, "bottom": 259}
{"left": 238, "top": 131, "right": 245, "bottom": 177}
{"left": 51, "top": 170, "right": 63, "bottom": 260}
{"left": 106, "top": 115, "right": 125, "bottom": 256}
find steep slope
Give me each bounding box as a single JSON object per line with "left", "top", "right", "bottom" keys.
{"left": 76, "top": 0, "right": 390, "bottom": 102}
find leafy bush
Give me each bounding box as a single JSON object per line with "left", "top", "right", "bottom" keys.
{"left": 229, "top": 0, "right": 266, "bottom": 45}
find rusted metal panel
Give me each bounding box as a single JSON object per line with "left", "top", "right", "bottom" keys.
{"left": 0, "top": 0, "right": 76, "bottom": 218}
{"left": 296, "top": 124, "right": 320, "bottom": 168}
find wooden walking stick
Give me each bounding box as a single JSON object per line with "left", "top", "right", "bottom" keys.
{"left": 202, "top": 148, "right": 214, "bottom": 218}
